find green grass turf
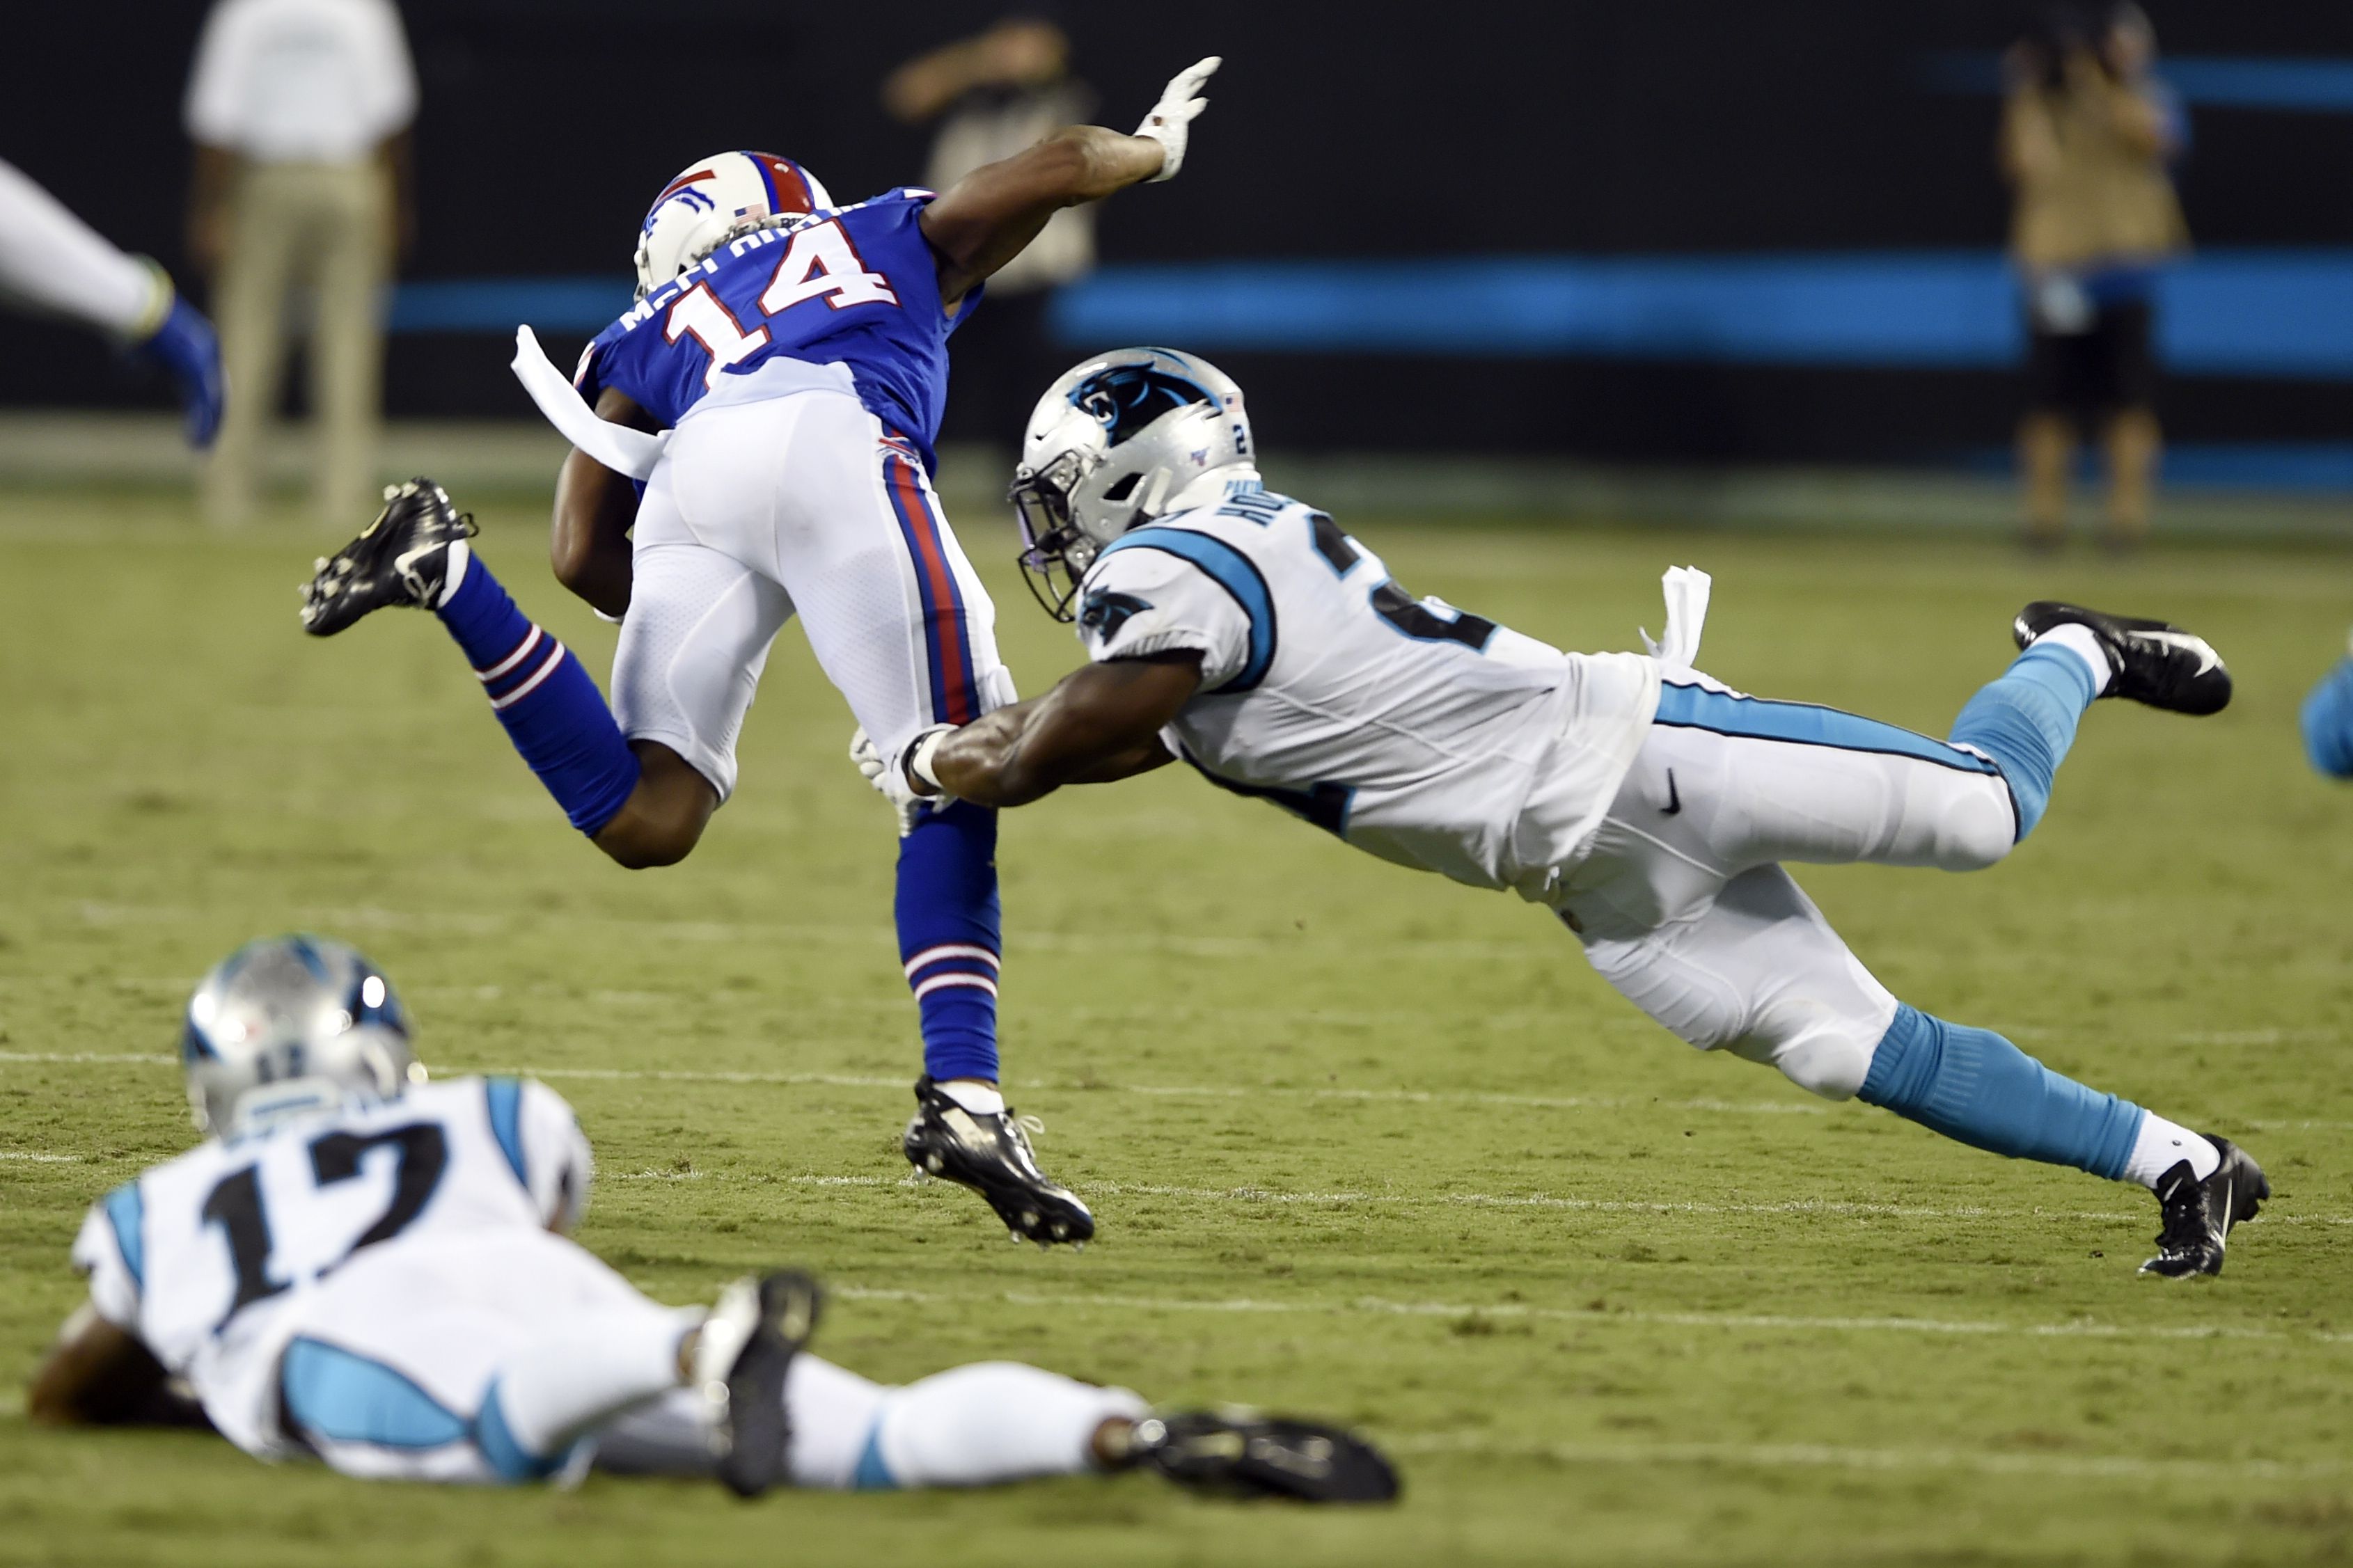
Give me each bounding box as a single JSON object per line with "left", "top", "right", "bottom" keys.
{"left": 3, "top": 485, "right": 2353, "bottom": 1567}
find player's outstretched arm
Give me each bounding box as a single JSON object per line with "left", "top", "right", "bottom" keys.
{"left": 549, "top": 388, "right": 659, "bottom": 617}
{"left": 26, "top": 1305, "right": 210, "bottom": 1430}
{"left": 924, "top": 654, "right": 1202, "bottom": 807}
{"left": 921, "top": 56, "right": 1220, "bottom": 307}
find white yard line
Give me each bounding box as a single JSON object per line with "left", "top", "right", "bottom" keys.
{"left": 0, "top": 1150, "right": 80, "bottom": 1162}
{"left": 10, "top": 1052, "right": 2350, "bottom": 1223}
{"left": 1386, "top": 1432, "right": 2351, "bottom": 1483}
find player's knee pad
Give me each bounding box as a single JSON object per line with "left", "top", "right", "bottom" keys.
{"left": 1926, "top": 777, "right": 2016, "bottom": 873}
{"left": 1731, "top": 1023, "right": 1875, "bottom": 1102}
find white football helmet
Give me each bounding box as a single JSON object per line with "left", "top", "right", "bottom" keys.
{"left": 633, "top": 150, "right": 834, "bottom": 300}
{"left": 1009, "top": 347, "right": 1255, "bottom": 619}
{"left": 181, "top": 935, "right": 420, "bottom": 1137}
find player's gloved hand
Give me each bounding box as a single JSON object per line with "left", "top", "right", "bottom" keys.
{"left": 1134, "top": 56, "right": 1221, "bottom": 183}
{"left": 850, "top": 724, "right": 954, "bottom": 836}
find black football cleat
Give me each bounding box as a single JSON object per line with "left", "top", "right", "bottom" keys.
{"left": 300, "top": 477, "right": 477, "bottom": 637}
{"left": 902, "top": 1075, "right": 1094, "bottom": 1246}
{"left": 696, "top": 1269, "right": 821, "bottom": 1498}
{"left": 1131, "top": 1411, "right": 1401, "bottom": 1504}
{"left": 2141, "top": 1137, "right": 2269, "bottom": 1278}
{"left": 2013, "top": 602, "right": 2232, "bottom": 716}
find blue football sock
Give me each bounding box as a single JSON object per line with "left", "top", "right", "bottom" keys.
{"left": 436, "top": 545, "right": 640, "bottom": 836}
{"left": 1858, "top": 1004, "right": 2144, "bottom": 1179}
{"left": 896, "top": 798, "right": 1002, "bottom": 1082}
{"left": 1946, "top": 642, "right": 2099, "bottom": 840}
{"left": 2300, "top": 658, "right": 2353, "bottom": 779}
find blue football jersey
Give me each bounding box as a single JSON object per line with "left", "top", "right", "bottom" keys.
{"left": 576, "top": 188, "right": 977, "bottom": 470}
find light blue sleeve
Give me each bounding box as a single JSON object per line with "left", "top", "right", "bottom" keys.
{"left": 2300, "top": 657, "right": 2353, "bottom": 779}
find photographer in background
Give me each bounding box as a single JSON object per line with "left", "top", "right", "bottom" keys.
{"left": 883, "top": 15, "right": 1096, "bottom": 450}
{"left": 2001, "top": 3, "right": 2188, "bottom": 551}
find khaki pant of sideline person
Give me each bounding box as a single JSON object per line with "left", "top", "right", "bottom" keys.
{"left": 203, "top": 160, "right": 391, "bottom": 527}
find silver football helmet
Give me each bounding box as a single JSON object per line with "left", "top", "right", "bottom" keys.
{"left": 181, "top": 935, "right": 421, "bottom": 1137}
{"left": 1010, "top": 347, "right": 1255, "bottom": 620}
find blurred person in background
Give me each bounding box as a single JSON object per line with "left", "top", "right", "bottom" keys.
{"left": 2301, "top": 636, "right": 2353, "bottom": 781}
{"left": 884, "top": 15, "right": 1095, "bottom": 450}
{"left": 0, "top": 159, "right": 223, "bottom": 446}
{"left": 2001, "top": 3, "right": 2188, "bottom": 551}
{"left": 185, "top": 0, "right": 418, "bottom": 525}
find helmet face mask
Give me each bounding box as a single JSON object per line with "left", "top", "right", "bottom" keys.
{"left": 182, "top": 936, "right": 420, "bottom": 1137}
{"left": 1010, "top": 447, "right": 1104, "bottom": 621}
{"left": 1011, "top": 349, "right": 1255, "bottom": 621}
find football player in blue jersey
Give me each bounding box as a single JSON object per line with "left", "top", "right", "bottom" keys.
{"left": 853, "top": 347, "right": 2265, "bottom": 1280}
{"left": 0, "top": 157, "right": 223, "bottom": 447}
{"left": 296, "top": 59, "right": 1224, "bottom": 1247}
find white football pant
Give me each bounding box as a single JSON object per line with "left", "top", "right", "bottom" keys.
{"left": 267, "top": 1228, "right": 1139, "bottom": 1487}
{"left": 1555, "top": 671, "right": 2017, "bottom": 1100}
{"left": 614, "top": 388, "right": 1016, "bottom": 800}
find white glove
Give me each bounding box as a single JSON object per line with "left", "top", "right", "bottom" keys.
{"left": 1133, "top": 56, "right": 1221, "bottom": 183}
{"left": 849, "top": 724, "right": 953, "bottom": 837}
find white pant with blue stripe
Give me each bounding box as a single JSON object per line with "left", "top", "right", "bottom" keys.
{"left": 1555, "top": 672, "right": 2018, "bottom": 1100}
{"left": 267, "top": 1228, "right": 1139, "bottom": 1488}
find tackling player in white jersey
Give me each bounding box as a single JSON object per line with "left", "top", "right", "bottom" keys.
{"left": 29, "top": 935, "right": 1396, "bottom": 1502}
{"left": 855, "top": 347, "right": 2268, "bottom": 1280}
{"left": 0, "top": 157, "right": 223, "bottom": 446}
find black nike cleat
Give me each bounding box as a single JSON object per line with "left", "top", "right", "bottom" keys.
{"left": 695, "top": 1269, "right": 821, "bottom": 1498}
{"left": 300, "top": 477, "right": 477, "bottom": 637}
{"left": 902, "top": 1075, "right": 1094, "bottom": 1246}
{"left": 2141, "top": 1137, "right": 2269, "bottom": 1278}
{"left": 2013, "top": 602, "right": 2233, "bottom": 716}
{"left": 1130, "top": 1411, "right": 1401, "bottom": 1504}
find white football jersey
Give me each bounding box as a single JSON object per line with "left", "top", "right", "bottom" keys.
{"left": 71, "top": 1076, "right": 591, "bottom": 1456}
{"left": 1073, "top": 486, "right": 1660, "bottom": 894}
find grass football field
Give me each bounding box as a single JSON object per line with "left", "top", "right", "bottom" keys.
{"left": 3, "top": 484, "right": 2352, "bottom": 1567}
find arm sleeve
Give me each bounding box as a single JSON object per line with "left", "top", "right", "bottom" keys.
{"left": 1075, "top": 546, "right": 1253, "bottom": 688}
{"left": 183, "top": 0, "right": 248, "bottom": 145}
{"left": 519, "top": 1079, "right": 595, "bottom": 1232}
{"left": 71, "top": 1200, "right": 141, "bottom": 1331}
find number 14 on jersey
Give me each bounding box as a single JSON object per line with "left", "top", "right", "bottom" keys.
{"left": 663, "top": 219, "right": 899, "bottom": 390}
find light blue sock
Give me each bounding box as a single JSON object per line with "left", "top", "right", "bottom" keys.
{"left": 2301, "top": 658, "right": 2353, "bottom": 779}
{"left": 1858, "top": 1004, "right": 2144, "bottom": 1178}
{"left": 1946, "top": 642, "right": 2099, "bottom": 840}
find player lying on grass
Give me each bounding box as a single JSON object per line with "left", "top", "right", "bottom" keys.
{"left": 0, "top": 157, "right": 223, "bottom": 446}
{"left": 294, "top": 58, "right": 1228, "bottom": 1252}
{"left": 851, "top": 347, "right": 2268, "bottom": 1278}
{"left": 26, "top": 935, "right": 1398, "bottom": 1503}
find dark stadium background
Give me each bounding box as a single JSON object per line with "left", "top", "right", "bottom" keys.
{"left": 3, "top": 0, "right": 2346, "bottom": 468}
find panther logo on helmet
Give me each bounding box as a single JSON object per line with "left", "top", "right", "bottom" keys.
{"left": 1009, "top": 348, "right": 1255, "bottom": 621}
{"left": 633, "top": 151, "right": 835, "bottom": 301}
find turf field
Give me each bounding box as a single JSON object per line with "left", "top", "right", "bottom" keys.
{"left": 4, "top": 484, "right": 2352, "bottom": 1567}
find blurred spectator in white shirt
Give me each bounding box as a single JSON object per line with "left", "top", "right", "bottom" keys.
{"left": 186, "top": 0, "right": 417, "bottom": 525}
